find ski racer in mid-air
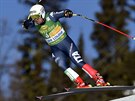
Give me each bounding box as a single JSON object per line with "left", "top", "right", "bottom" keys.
{"left": 22, "top": 4, "right": 110, "bottom": 88}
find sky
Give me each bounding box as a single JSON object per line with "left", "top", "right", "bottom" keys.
{"left": 0, "top": 0, "right": 101, "bottom": 97}
{"left": 0, "top": 0, "right": 134, "bottom": 62}
{"left": 0, "top": 0, "right": 135, "bottom": 97}
{"left": 0, "top": 0, "right": 101, "bottom": 61}
{"left": 66, "top": 0, "right": 100, "bottom": 60}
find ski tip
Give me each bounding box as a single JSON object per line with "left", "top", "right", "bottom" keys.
{"left": 36, "top": 96, "right": 43, "bottom": 100}
{"left": 64, "top": 87, "right": 70, "bottom": 91}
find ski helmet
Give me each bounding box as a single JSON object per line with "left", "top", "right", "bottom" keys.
{"left": 28, "top": 4, "right": 45, "bottom": 20}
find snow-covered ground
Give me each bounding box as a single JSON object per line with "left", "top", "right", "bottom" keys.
{"left": 110, "top": 95, "right": 135, "bottom": 101}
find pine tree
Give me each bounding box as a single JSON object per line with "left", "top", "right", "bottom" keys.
{"left": 0, "top": 77, "right": 4, "bottom": 101}
{"left": 75, "top": 33, "right": 85, "bottom": 78}
{"left": 90, "top": 0, "right": 135, "bottom": 100}
{"left": 75, "top": 33, "right": 91, "bottom": 83}
{"left": 0, "top": 19, "right": 17, "bottom": 101}
{"left": 10, "top": 0, "right": 69, "bottom": 101}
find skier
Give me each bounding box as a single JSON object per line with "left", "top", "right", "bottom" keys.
{"left": 22, "top": 4, "right": 110, "bottom": 88}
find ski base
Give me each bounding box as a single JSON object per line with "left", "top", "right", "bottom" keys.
{"left": 67, "top": 85, "right": 135, "bottom": 91}
{"left": 36, "top": 86, "right": 135, "bottom": 100}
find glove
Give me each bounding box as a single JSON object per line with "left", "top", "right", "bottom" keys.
{"left": 22, "top": 17, "right": 33, "bottom": 29}
{"left": 22, "top": 20, "right": 30, "bottom": 29}
{"left": 64, "top": 9, "right": 73, "bottom": 18}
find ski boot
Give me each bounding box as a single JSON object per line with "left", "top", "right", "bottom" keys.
{"left": 82, "top": 64, "right": 110, "bottom": 87}
{"left": 95, "top": 73, "right": 110, "bottom": 86}
{"left": 75, "top": 76, "right": 92, "bottom": 88}
{"left": 64, "top": 68, "right": 92, "bottom": 89}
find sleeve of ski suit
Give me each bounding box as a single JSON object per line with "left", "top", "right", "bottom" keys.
{"left": 49, "top": 10, "right": 65, "bottom": 21}
{"left": 49, "top": 9, "right": 73, "bottom": 21}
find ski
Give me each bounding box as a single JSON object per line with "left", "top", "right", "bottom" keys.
{"left": 66, "top": 85, "right": 135, "bottom": 92}
{"left": 36, "top": 86, "right": 135, "bottom": 100}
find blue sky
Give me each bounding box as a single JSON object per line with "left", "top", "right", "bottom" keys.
{"left": 0, "top": 0, "right": 134, "bottom": 62}
{"left": 0, "top": 0, "right": 101, "bottom": 62}
{"left": 0, "top": 0, "right": 100, "bottom": 97}
{"left": 66, "top": 0, "right": 100, "bottom": 60}
{"left": 0, "top": 0, "right": 135, "bottom": 97}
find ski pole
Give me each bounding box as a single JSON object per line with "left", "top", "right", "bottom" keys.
{"left": 73, "top": 14, "right": 135, "bottom": 40}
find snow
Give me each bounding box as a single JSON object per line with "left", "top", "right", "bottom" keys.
{"left": 110, "top": 95, "right": 135, "bottom": 101}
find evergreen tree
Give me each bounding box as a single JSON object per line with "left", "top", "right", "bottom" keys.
{"left": 75, "top": 33, "right": 91, "bottom": 83}
{"left": 10, "top": 0, "right": 69, "bottom": 101}
{"left": 90, "top": 0, "right": 135, "bottom": 100}
{"left": 0, "top": 19, "right": 17, "bottom": 101}
{"left": 0, "top": 75, "right": 4, "bottom": 101}
{"left": 75, "top": 33, "right": 85, "bottom": 77}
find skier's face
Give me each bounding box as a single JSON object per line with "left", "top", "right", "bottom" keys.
{"left": 34, "top": 17, "right": 45, "bottom": 25}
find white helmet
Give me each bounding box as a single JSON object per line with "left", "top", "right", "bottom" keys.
{"left": 28, "top": 4, "right": 45, "bottom": 20}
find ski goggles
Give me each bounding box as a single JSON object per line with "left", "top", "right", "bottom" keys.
{"left": 30, "top": 14, "right": 41, "bottom": 20}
